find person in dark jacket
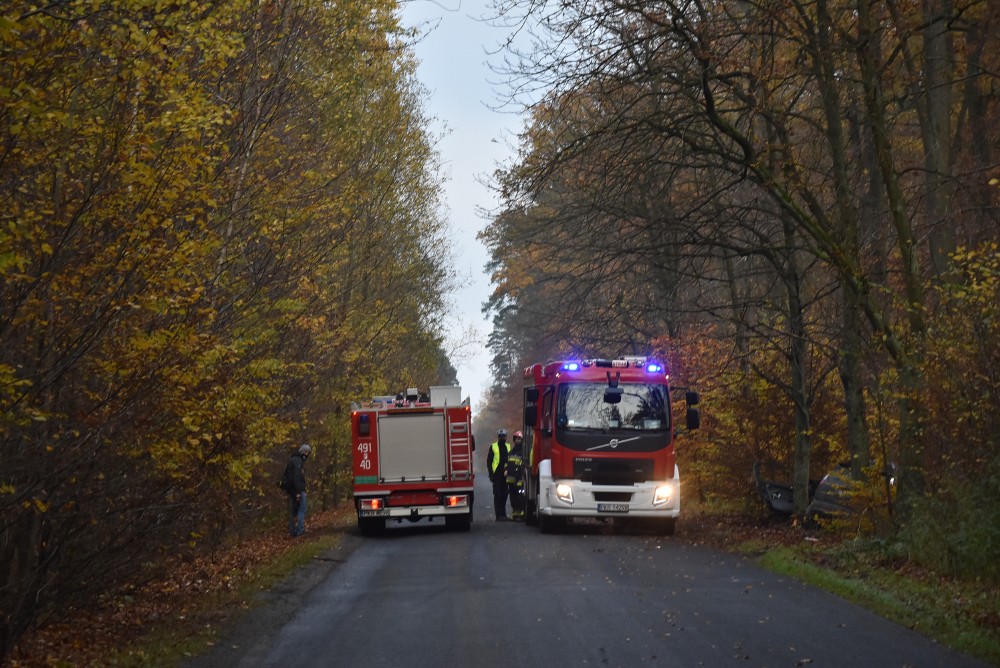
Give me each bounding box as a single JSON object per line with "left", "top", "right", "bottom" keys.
{"left": 506, "top": 431, "right": 526, "bottom": 520}
{"left": 285, "top": 444, "right": 310, "bottom": 537}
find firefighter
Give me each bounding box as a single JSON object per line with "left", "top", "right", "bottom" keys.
{"left": 488, "top": 428, "right": 511, "bottom": 520}
{"left": 506, "top": 430, "right": 526, "bottom": 520}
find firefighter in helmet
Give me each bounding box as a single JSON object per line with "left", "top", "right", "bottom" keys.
{"left": 488, "top": 428, "right": 511, "bottom": 520}
{"left": 506, "top": 430, "right": 526, "bottom": 521}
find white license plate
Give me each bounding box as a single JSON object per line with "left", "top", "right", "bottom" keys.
{"left": 597, "top": 503, "right": 629, "bottom": 513}
{"left": 360, "top": 509, "right": 390, "bottom": 517}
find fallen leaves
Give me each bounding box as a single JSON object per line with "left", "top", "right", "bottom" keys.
{"left": 9, "top": 508, "right": 352, "bottom": 667}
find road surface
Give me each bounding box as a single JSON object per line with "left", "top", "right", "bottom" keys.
{"left": 187, "top": 476, "right": 987, "bottom": 667}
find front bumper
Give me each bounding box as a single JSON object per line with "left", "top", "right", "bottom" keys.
{"left": 536, "top": 464, "right": 680, "bottom": 519}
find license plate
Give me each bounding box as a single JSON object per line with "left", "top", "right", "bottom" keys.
{"left": 597, "top": 503, "right": 629, "bottom": 513}
{"left": 360, "top": 509, "right": 390, "bottom": 517}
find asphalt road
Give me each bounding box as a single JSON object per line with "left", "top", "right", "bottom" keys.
{"left": 187, "top": 476, "right": 988, "bottom": 668}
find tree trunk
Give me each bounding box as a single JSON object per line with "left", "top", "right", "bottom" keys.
{"left": 813, "top": 0, "right": 871, "bottom": 479}
{"left": 920, "top": 0, "right": 956, "bottom": 275}
{"left": 782, "top": 218, "right": 812, "bottom": 515}
{"left": 856, "top": 0, "right": 928, "bottom": 520}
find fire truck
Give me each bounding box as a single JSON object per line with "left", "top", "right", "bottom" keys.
{"left": 522, "top": 356, "right": 700, "bottom": 534}
{"left": 350, "top": 386, "right": 474, "bottom": 535}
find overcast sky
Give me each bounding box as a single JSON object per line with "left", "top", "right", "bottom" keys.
{"left": 399, "top": 0, "right": 523, "bottom": 412}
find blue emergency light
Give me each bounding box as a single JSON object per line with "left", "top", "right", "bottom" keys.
{"left": 646, "top": 362, "right": 663, "bottom": 373}
{"left": 562, "top": 362, "right": 581, "bottom": 371}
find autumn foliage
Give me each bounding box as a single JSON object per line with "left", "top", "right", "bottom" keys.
{"left": 1, "top": 0, "right": 455, "bottom": 659}
{"left": 478, "top": 0, "right": 1000, "bottom": 581}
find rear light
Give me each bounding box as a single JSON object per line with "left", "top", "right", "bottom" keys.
{"left": 360, "top": 498, "right": 384, "bottom": 510}
{"left": 444, "top": 495, "right": 469, "bottom": 508}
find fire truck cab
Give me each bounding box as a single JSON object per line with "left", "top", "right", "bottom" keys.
{"left": 522, "top": 356, "right": 699, "bottom": 534}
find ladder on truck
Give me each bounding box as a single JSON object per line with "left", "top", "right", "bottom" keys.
{"left": 447, "top": 413, "right": 472, "bottom": 481}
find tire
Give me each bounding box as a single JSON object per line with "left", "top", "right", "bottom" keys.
{"left": 656, "top": 518, "right": 676, "bottom": 536}
{"left": 525, "top": 480, "right": 538, "bottom": 527}
{"left": 538, "top": 512, "right": 564, "bottom": 534}
{"left": 446, "top": 512, "right": 472, "bottom": 532}
{"left": 358, "top": 516, "right": 385, "bottom": 536}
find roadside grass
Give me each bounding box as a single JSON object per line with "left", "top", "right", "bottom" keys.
{"left": 12, "top": 508, "right": 998, "bottom": 666}
{"left": 756, "top": 541, "right": 1000, "bottom": 666}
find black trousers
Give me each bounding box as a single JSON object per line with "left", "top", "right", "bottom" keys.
{"left": 508, "top": 483, "right": 525, "bottom": 516}
{"left": 492, "top": 475, "right": 508, "bottom": 518}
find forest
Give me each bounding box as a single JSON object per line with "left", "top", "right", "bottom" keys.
{"left": 0, "top": 0, "right": 459, "bottom": 658}
{"left": 475, "top": 0, "right": 999, "bottom": 591}
{"left": 2, "top": 0, "right": 998, "bottom": 662}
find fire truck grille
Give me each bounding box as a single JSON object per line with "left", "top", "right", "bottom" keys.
{"left": 574, "top": 458, "right": 653, "bottom": 485}
{"left": 593, "top": 492, "right": 633, "bottom": 502}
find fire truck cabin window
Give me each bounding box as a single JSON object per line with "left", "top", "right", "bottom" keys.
{"left": 558, "top": 383, "right": 669, "bottom": 431}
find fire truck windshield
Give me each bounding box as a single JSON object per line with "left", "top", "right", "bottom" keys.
{"left": 557, "top": 382, "right": 670, "bottom": 432}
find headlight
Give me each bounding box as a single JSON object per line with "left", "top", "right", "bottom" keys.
{"left": 653, "top": 483, "right": 675, "bottom": 506}
{"left": 555, "top": 483, "right": 574, "bottom": 504}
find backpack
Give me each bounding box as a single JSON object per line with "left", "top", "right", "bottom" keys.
{"left": 278, "top": 466, "right": 293, "bottom": 492}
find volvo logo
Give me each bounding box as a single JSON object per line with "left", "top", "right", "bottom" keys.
{"left": 587, "top": 436, "right": 640, "bottom": 451}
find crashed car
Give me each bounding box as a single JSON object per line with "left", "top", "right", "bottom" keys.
{"left": 805, "top": 462, "right": 896, "bottom": 527}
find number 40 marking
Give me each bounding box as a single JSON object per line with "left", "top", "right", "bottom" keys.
{"left": 357, "top": 442, "right": 373, "bottom": 470}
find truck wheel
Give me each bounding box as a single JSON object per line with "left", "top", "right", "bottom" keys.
{"left": 525, "top": 479, "right": 538, "bottom": 526}
{"left": 358, "top": 517, "right": 385, "bottom": 536}
{"left": 539, "top": 513, "right": 563, "bottom": 534}
{"left": 445, "top": 513, "right": 472, "bottom": 532}
{"left": 656, "top": 518, "right": 676, "bottom": 536}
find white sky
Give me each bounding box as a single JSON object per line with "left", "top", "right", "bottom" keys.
{"left": 399, "top": 0, "right": 523, "bottom": 413}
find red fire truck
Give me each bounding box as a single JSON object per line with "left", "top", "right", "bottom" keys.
{"left": 522, "top": 356, "right": 699, "bottom": 534}
{"left": 351, "top": 386, "right": 474, "bottom": 535}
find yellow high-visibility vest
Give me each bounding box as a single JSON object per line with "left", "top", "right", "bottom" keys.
{"left": 489, "top": 440, "right": 510, "bottom": 474}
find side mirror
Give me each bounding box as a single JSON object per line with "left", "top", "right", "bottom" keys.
{"left": 525, "top": 387, "right": 539, "bottom": 402}
{"left": 685, "top": 391, "right": 700, "bottom": 406}
{"left": 686, "top": 407, "right": 700, "bottom": 430}
{"left": 524, "top": 405, "right": 537, "bottom": 426}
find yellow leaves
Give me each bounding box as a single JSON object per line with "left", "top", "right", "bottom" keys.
{"left": 2, "top": 0, "right": 448, "bottom": 574}
{"left": 22, "top": 497, "right": 50, "bottom": 513}
{"left": 0, "top": 14, "right": 18, "bottom": 39}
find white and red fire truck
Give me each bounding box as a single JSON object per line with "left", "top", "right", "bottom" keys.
{"left": 351, "top": 386, "right": 474, "bottom": 535}
{"left": 522, "top": 356, "right": 700, "bottom": 535}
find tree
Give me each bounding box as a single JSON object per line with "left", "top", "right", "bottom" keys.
{"left": 1, "top": 0, "right": 453, "bottom": 657}
{"left": 482, "top": 0, "right": 999, "bottom": 524}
